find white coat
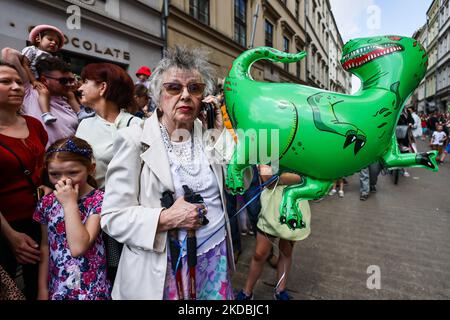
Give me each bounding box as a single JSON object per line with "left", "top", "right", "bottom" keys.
{"left": 411, "top": 112, "right": 422, "bottom": 138}
{"left": 100, "top": 113, "right": 235, "bottom": 300}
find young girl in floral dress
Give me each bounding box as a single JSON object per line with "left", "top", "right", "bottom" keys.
{"left": 33, "top": 137, "right": 111, "bottom": 300}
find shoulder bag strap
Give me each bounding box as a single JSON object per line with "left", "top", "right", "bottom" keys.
{"left": 0, "top": 140, "right": 37, "bottom": 190}
{"left": 127, "top": 116, "right": 136, "bottom": 127}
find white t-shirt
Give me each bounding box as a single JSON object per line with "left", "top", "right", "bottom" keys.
{"left": 76, "top": 110, "right": 143, "bottom": 188}
{"left": 431, "top": 131, "right": 447, "bottom": 146}
{"left": 411, "top": 113, "right": 422, "bottom": 138}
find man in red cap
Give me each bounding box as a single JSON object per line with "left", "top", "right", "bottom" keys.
{"left": 134, "top": 66, "right": 156, "bottom": 112}
{"left": 135, "top": 66, "right": 151, "bottom": 90}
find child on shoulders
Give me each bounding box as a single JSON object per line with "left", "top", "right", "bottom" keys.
{"left": 22, "top": 25, "right": 65, "bottom": 124}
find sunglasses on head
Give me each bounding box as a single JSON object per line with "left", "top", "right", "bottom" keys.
{"left": 162, "top": 82, "right": 206, "bottom": 97}
{"left": 44, "top": 75, "right": 76, "bottom": 86}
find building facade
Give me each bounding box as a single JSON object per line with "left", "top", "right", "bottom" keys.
{"left": 412, "top": 25, "right": 428, "bottom": 113}
{"left": 426, "top": 0, "right": 440, "bottom": 112}
{"left": 167, "top": 0, "right": 308, "bottom": 84}
{"left": 166, "top": 0, "right": 351, "bottom": 92}
{"left": 0, "top": 0, "right": 351, "bottom": 93}
{"left": 436, "top": 0, "right": 450, "bottom": 113}
{"left": 304, "top": 0, "right": 328, "bottom": 89}
{"left": 327, "top": 4, "right": 348, "bottom": 94}
{"left": 411, "top": 0, "right": 450, "bottom": 114}
{"left": 0, "top": 0, "right": 163, "bottom": 80}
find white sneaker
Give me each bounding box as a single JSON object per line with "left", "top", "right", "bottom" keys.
{"left": 42, "top": 112, "right": 57, "bottom": 124}
{"left": 403, "top": 171, "right": 410, "bottom": 177}
{"left": 338, "top": 190, "right": 344, "bottom": 198}
{"left": 329, "top": 189, "right": 337, "bottom": 196}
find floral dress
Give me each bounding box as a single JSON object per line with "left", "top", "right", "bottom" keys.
{"left": 33, "top": 189, "right": 111, "bottom": 300}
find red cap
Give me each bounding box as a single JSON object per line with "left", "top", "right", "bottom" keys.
{"left": 136, "top": 66, "right": 151, "bottom": 77}
{"left": 28, "top": 25, "right": 65, "bottom": 49}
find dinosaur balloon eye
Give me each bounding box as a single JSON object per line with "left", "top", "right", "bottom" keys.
{"left": 388, "top": 36, "right": 402, "bottom": 41}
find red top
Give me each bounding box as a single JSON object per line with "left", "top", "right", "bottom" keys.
{"left": 0, "top": 116, "right": 48, "bottom": 222}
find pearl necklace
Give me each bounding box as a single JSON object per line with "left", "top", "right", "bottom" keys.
{"left": 159, "top": 123, "right": 203, "bottom": 191}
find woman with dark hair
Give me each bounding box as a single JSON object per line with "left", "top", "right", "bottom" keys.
{"left": 131, "top": 84, "right": 151, "bottom": 118}
{"left": 75, "top": 63, "right": 142, "bottom": 283}
{"left": 0, "top": 61, "right": 48, "bottom": 300}
{"left": 76, "top": 63, "right": 142, "bottom": 188}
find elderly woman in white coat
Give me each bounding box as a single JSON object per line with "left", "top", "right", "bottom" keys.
{"left": 101, "top": 46, "right": 236, "bottom": 300}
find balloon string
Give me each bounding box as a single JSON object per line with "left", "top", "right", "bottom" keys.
{"left": 174, "top": 236, "right": 187, "bottom": 274}
{"left": 228, "top": 174, "right": 279, "bottom": 221}
{"left": 169, "top": 173, "right": 282, "bottom": 300}
{"left": 175, "top": 173, "right": 287, "bottom": 294}
{"left": 196, "top": 174, "right": 279, "bottom": 250}
{"left": 258, "top": 176, "right": 289, "bottom": 294}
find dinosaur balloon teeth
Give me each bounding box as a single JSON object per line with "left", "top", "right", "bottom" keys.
{"left": 341, "top": 44, "right": 404, "bottom": 70}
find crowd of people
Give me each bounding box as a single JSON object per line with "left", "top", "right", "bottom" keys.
{"left": 0, "top": 24, "right": 287, "bottom": 300}
{"left": 1, "top": 24, "right": 448, "bottom": 301}
{"left": 420, "top": 111, "right": 449, "bottom": 163}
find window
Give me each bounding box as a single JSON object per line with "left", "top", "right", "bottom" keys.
{"left": 189, "top": 0, "right": 210, "bottom": 25}
{"left": 234, "top": 0, "right": 247, "bottom": 47}
{"left": 283, "top": 37, "right": 290, "bottom": 52}
{"left": 295, "top": 0, "right": 300, "bottom": 21}
{"left": 265, "top": 20, "right": 274, "bottom": 47}
{"left": 284, "top": 36, "right": 290, "bottom": 71}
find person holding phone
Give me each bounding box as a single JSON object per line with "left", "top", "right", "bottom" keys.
{"left": 101, "top": 46, "right": 237, "bottom": 300}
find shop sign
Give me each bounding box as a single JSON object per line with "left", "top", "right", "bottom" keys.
{"left": 64, "top": 35, "right": 130, "bottom": 61}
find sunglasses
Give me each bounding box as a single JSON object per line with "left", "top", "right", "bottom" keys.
{"left": 44, "top": 75, "right": 76, "bottom": 86}
{"left": 162, "top": 82, "right": 205, "bottom": 97}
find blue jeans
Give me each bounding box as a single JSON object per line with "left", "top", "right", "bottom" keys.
{"left": 359, "top": 162, "right": 381, "bottom": 196}
{"left": 225, "top": 166, "right": 261, "bottom": 252}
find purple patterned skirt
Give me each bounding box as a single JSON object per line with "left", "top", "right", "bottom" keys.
{"left": 163, "top": 238, "right": 234, "bottom": 300}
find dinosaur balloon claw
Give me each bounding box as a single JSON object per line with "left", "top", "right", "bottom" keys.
{"left": 416, "top": 152, "right": 437, "bottom": 170}
{"left": 287, "top": 219, "right": 297, "bottom": 230}
{"left": 343, "top": 134, "right": 357, "bottom": 149}
{"left": 300, "top": 220, "right": 306, "bottom": 229}
{"left": 354, "top": 139, "right": 366, "bottom": 155}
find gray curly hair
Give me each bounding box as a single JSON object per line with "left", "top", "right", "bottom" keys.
{"left": 149, "top": 46, "right": 216, "bottom": 105}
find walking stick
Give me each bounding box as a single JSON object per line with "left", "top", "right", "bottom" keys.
{"left": 161, "top": 190, "right": 184, "bottom": 300}
{"left": 182, "top": 185, "right": 209, "bottom": 300}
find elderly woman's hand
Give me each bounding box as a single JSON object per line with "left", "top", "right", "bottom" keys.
{"left": 200, "top": 94, "right": 224, "bottom": 131}
{"left": 158, "top": 196, "right": 207, "bottom": 231}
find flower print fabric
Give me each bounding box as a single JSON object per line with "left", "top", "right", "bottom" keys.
{"left": 163, "top": 239, "right": 233, "bottom": 300}
{"left": 33, "top": 189, "right": 111, "bottom": 300}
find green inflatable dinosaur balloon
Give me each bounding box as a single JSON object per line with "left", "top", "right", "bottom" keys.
{"left": 224, "top": 35, "right": 438, "bottom": 231}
